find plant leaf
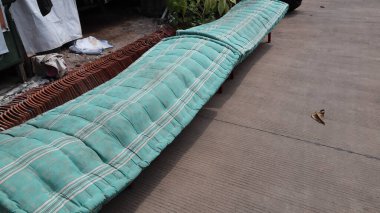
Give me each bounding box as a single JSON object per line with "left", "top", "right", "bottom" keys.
{"left": 179, "top": 0, "right": 187, "bottom": 16}
{"left": 224, "top": 3, "right": 230, "bottom": 13}
{"left": 204, "top": 0, "right": 211, "bottom": 14}
{"left": 218, "top": 0, "right": 227, "bottom": 16}
{"left": 210, "top": 0, "right": 217, "bottom": 10}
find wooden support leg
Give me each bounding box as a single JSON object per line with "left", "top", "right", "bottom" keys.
{"left": 218, "top": 85, "right": 223, "bottom": 94}
{"left": 229, "top": 71, "right": 234, "bottom": 80}
{"left": 17, "top": 63, "right": 27, "bottom": 82}
{"left": 127, "top": 182, "right": 135, "bottom": 189}
{"left": 267, "top": 32, "right": 272, "bottom": 43}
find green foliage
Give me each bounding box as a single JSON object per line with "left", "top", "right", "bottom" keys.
{"left": 167, "top": 0, "right": 237, "bottom": 28}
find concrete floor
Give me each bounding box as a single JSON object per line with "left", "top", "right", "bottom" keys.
{"left": 102, "top": 0, "right": 380, "bottom": 212}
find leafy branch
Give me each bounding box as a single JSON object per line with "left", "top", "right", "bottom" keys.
{"left": 167, "top": 0, "right": 237, "bottom": 28}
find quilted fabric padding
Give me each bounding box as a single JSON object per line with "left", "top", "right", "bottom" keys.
{"left": 0, "top": 36, "right": 240, "bottom": 212}
{"left": 177, "top": 0, "right": 289, "bottom": 60}
{"left": 0, "top": 0, "right": 289, "bottom": 212}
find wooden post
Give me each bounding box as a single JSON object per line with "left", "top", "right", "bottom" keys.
{"left": 17, "top": 63, "right": 27, "bottom": 82}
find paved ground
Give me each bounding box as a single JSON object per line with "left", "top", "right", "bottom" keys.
{"left": 102, "top": 0, "right": 380, "bottom": 212}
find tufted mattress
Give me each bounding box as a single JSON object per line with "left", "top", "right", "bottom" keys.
{"left": 0, "top": 0, "right": 287, "bottom": 212}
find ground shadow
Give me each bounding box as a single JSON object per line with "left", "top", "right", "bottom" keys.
{"left": 79, "top": 1, "right": 151, "bottom": 36}
{"left": 284, "top": 9, "right": 310, "bottom": 20}
{"left": 0, "top": 68, "right": 22, "bottom": 95}
{"left": 204, "top": 43, "right": 272, "bottom": 109}
{"left": 284, "top": 10, "right": 301, "bottom": 19}
{"left": 101, "top": 109, "right": 217, "bottom": 212}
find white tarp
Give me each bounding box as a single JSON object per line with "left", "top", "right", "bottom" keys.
{"left": 10, "top": 0, "right": 82, "bottom": 56}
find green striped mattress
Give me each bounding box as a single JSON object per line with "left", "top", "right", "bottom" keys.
{"left": 0, "top": 0, "right": 287, "bottom": 212}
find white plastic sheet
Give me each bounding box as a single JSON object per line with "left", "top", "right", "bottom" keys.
{"left": 69, "top": 36, "right": 113, "bottom": 55}
{"left": 10, "top": 0, "right": 82, "bottom": 56}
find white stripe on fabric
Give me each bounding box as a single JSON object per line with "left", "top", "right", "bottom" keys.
{"left": 73, "top": 40, "right": 208, "bottom": 139}
{"left": 45, "top": 38, "right": 184, "bottom": 129}
{"left": 199, "top": 1, "right": 274, "bottom": 34}
{"left": 45, "top": 39, "right": 198, "bottom": 137}
{"left": 222, "top": 1, "right": 273, "bottom": 39}
{"left": 0, "top": 138, "right": 79, "bottom": 184}
{"left": 43, "top": 49, "right": 229, "bottom": 213}
{"left": 0, "top": 128, "right": 35, "bottom": 146}
{"left": 243, "top": 5, "right": 284, "bottom": 50}
{"left": 0, "top": 38, "right": 204, "bottom": 186}
{"left": 34, "top": 47, "right": 230, "bottom": 213}
{"left": 0, "top": 39, "right": 183, "bottom": 170}
{"left": 55, "top": 49, "right": 229, "bottom": 213}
